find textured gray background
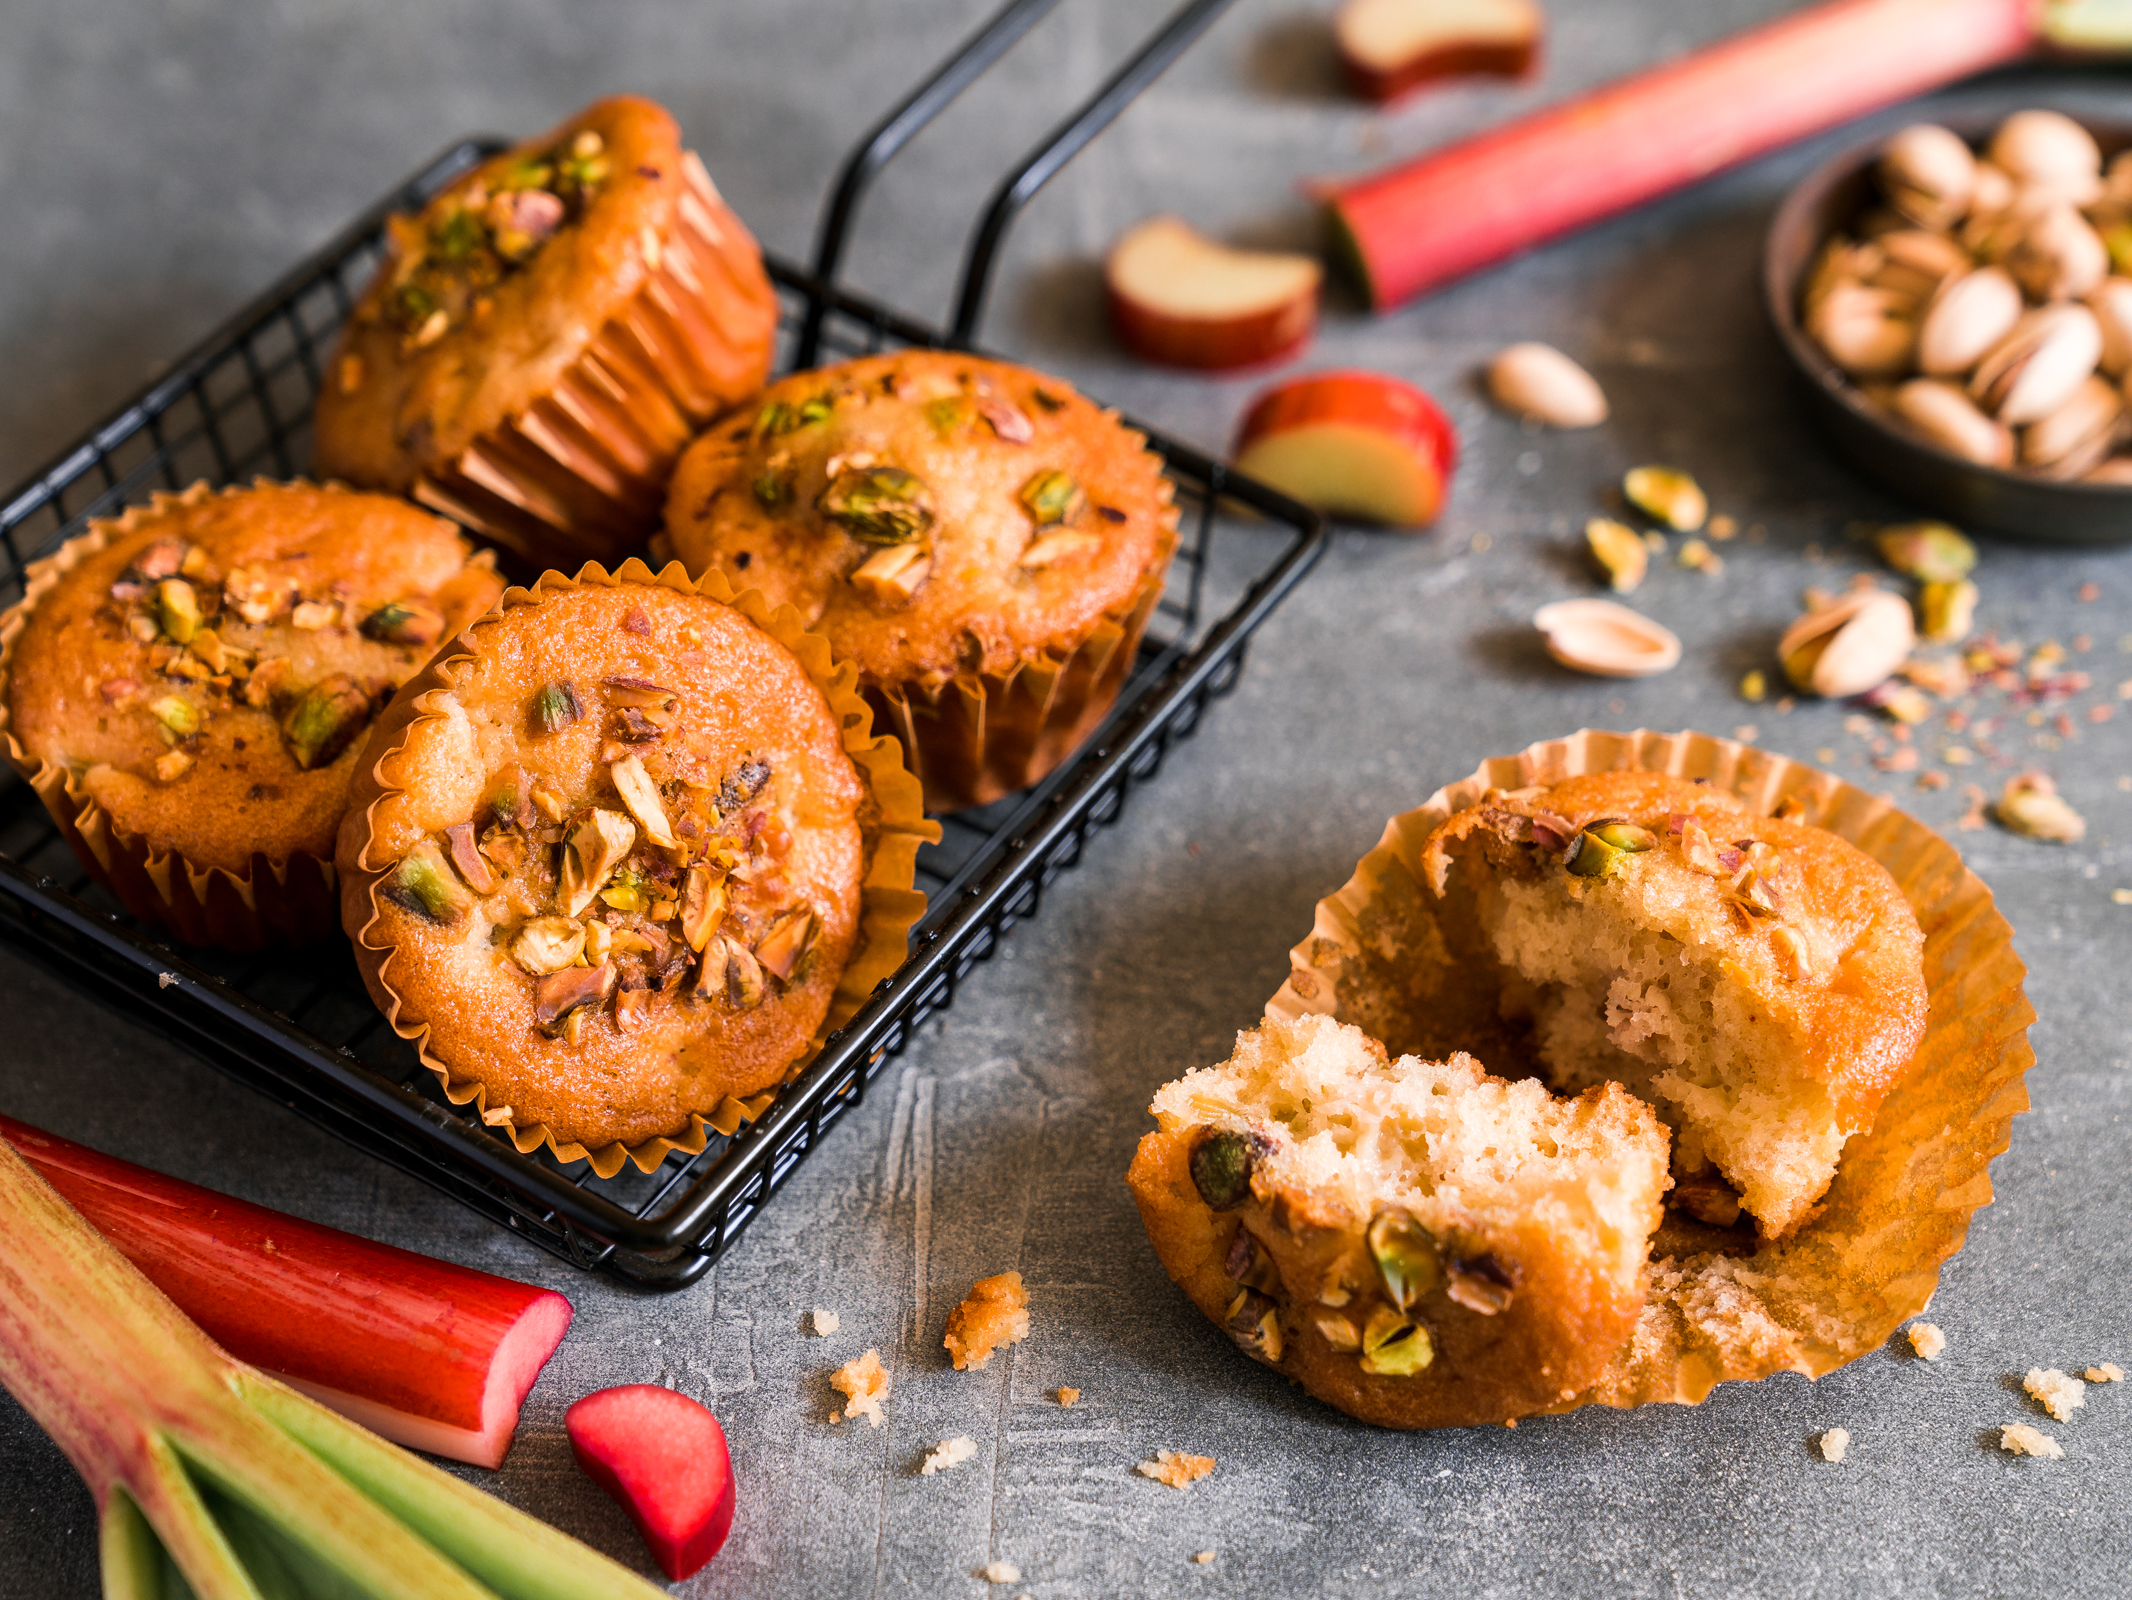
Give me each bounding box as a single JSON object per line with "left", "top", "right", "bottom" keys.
{"left": 0, "top": 0, "right": 2127, "bottom": 1595}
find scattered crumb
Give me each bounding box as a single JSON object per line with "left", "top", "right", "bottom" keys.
{"left": 1137, "top": 1449, "right": 1215, "bottom": 1489}
{"left": 920, "top": 1436, "right": 977, "bottom": 1476}
{"left": 1818, "top": 1427, "right": 1850, "bottom": 1463}
{"left": 1194, "top": 1550, "right": 1217, "bottom": 1565}
{"left": 2025, "top": 1368, "right": 2086, "bottom": 1422}
{"left": 2086, "top": 1363, "right": 2124, "bottom": 1383}
{"left": 1708, "top": 514, "right": 1738, "bottom": 541}
{"left": 944, "top": 1271, "right": 1030, "bottom": 1371}
{"left": 978, "top": 1561, "right": 1021, "bottom": 1584}
{"left": 1907, "top": 1322, "right": 1946, "bottom": 1361}
{"left": 1734, "top": 725, "right": 1758, "bottom": 743}
{"left": 1998, "top": 1422, "right": 2063, "bottom": 1459}
{"left": 829, "top": 1348, "right": 891, "bottom": 1427}
{"left": 811, "top": 1308, "right": 840, "bottom": 1337}
{"left": 2114, "top": 890, "right": 2132, "bottom": 907}
{"left": 1056, "top": 1386, "right": 1080, "bottom": 1407}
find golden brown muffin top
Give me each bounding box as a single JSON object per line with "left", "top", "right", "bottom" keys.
{"left": 1424, "top": 770, "right": 1928, "bottom": 1124}
{"left": 340, "top": 580, "right": 870, "bottom": 1149}
{"left": 2, "top": 481, "right": 502, "bottom": 874}
{"left": 662, "top": 351, "right": 1178, "bottom": 684}
{"left": 315, "top": 95, "right": 700, "bottom": 490}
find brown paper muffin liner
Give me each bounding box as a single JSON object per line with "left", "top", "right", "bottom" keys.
{"left": 1264, "top": 728, "right": 2035, "bottom": 1413}
{"left": 343, "top": 556, "right": 938, "bottom": 1178}
{"left": 0, "top": 485, "right": 340, "bottom": 951}
{"left": 411, "top": 156, "right": 779, "bottom": 574}
{"left": 868, "top": 534, "right": 1176, "bottom": 813}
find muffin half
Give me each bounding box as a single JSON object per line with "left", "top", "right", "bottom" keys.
{"left": 0, "top": 481, "right": 502, "bottom": 948}
{"left": 315, "top": 95, "right": 779, "bottom": 570}
{"left": 336, "top": 559, "right": 932, "bottom": 1175}
{"left": 662, "top": 351, "right": 1178, "bottom": 810}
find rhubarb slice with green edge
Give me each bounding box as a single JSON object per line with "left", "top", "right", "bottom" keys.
{"left": 0, "top": 1132, "right": 666, "bottom": 1600}
{"left": 0, "top": 1114, "right": 571, "bottom": 1469}
{"left": 567, "top": 1385, "right": 737, "bottom": 1581}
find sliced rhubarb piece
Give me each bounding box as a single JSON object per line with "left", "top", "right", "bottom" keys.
{"left": 0, "top": 1115, "right": 571, "bottom": 1469}
{"left": 566, "top": 1385, "right": 737, "bottom": 1581}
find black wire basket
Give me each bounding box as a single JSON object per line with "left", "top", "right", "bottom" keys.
{"left": 0, "top": 0, "right": 1324, "bottom": 1286}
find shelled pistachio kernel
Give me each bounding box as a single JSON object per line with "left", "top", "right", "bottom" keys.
{"left": 1920, "top": 579, "right": 1979, "bottom": 643}
{"left": 1223, "top": 1288, "right": 1283, "bottom": 1363}
{"left": 821, "top": 465, "right": 934, "bottom": 543}
{"left": 1565, "top": 821, "right": 1657, "bottom": 879}
{"left": 1585, "top": 518, "right": 1646, "bottom": 592}
{"left": 155, "top": 579, "right": 201, "bottom": 644}
{"left": 1017, "top": 469, "right": 1085, "bottom": 527}
{"left": 1189, "top": 1129, "right": 1257, "bottom": 1212}
{"left": 1357, "top": 1304, "right": 1433, "bottom": 1377}
{"left": 148, "top": 694, "right": 201, "bottom": 739}
{"left": 1877, "top": 521, "right": 1975, "bottom": 583}
{"left": 1623, "top": 466, "right": 1707, "bottom": 532}
{"left": 386, "top": 840, "right": 472, "bottom": 925}
{"left": 1365, "top": 1209, "right": 1441, "bottom": 1311}
{"left": 281, "top": 675, "right": 370, "bottom": 770}
{"left": 531, "top": 679, "right": 582, "bottom": 735}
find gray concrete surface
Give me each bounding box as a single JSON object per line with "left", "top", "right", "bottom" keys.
{"left": 0, "top": 1, "right": 2127, "bottom": 1595}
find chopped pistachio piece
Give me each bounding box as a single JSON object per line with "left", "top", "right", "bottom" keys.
{"left": 1740, "top": 668, "right": 1768, "bottom": 702}
{"left": 695, "top": 934, "right": 766, "bottom": 1009}
{"left": 361, "top": 599, "right": 446, "bottom": 646}
{"left": 1586, "top": 822, "right": 1658, "bottom": 853}
{"left": 608, "top": 754, "right": 677, "bottom": 849}
{"left": 850, "top": 542, "right": 931, "bottom": 601}
{"left": 510, "top": 915, "right": 587, "bottom": 975}
{"left": 534, "top": 962, "right": 616, "bottom": 1031}
{"left": 1223, "top": 1227, "right": 1281, "bottom": 1295}
{"left": 678, "top": 865, "right": 727, "bottom": 952}
{"left": 1564, "top": 822, "right": 1654, "bottom": 878}
{"left": 153, "top": 748, "right": 194, "bottom": 783}
{"left": 1357, "top": 1305, "right": 1433, "bottom": 1376}
{"left": 444, "top": 821, "right": 496, "bottom": 895}
{"left": 1018, "top": 530, "right": 1103, "bottom": 570}
{"left": 1919, "top": 578, "right": 1979, "bottom": 643}
{"left": 148, "top": 694, "right": 201, "bottom": 739}
{"left": 1314, "top": 1313, "right": 1362, "bottom": 1352}
{"left": 820, "top": 465, "right": 935, "bottom": 544}
{"left": 716, "top": 759, "right": 772, "bottom": 814}
{"left": 1366, "top": 1210, "right": 1441, "bottom": 1311}
{"left": 1877, "top": 521, "right": 1976, "bottom": 584}
{"left": 1223, "top": 1289, "right": 1283, "bottom": 1364}
{"left": 1017, "top": 469, "right": 1085, "bottom": 527}
{"left": 752, "top": 472, "right": 789, "bottom": 510}
{"left": 558, "top": 807, "right": 636, "bottom": 918}
{"left": 1189, "top": 1129, "right": 1257, "bottom": 1212}
{"left": 1623, "top": 466, "right": 1707, "bottom": 532}
{"left": 291, "top": 600, "right": 338, "bottom": 630}
{"left": 1444, "top": 1253, "right": 1518, "bottom": 1315}
{"left": 1585, "top": 518, "right": 1647, "bottom": 592}
{"left": 281, "top": 674, "right": 370, "bottom": 771}
{"left": 155, "top": 578, "right": 201, "bottom": 644}
{"left": 384, "top": 840, "right": 472, "bottom": 926}
{"left": 531, "top": 680, "right": 582, "bottom": 735}
{"left": 753, "top": 906, "right": 815, "bottom": 983}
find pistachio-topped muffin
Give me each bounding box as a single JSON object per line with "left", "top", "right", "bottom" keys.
{"left": 315, "top": 95, "right": 778, "bottom": 570}
{"left": 0, "top": 481, "right": 503, "bottom": 948}
{"left": 663, "top": 351, "right": 1179, "bottom": 810}
{"left": 336, "top": 564, "right": 932, "bottom": 1171}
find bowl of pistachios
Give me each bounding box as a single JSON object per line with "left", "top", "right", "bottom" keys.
{"left": 1766, "top": 109, "right": 2132, "bottom": 543}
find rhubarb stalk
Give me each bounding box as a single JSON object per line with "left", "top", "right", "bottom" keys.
{"left": 0, "top": 1134, "right": 665, "bottom": 1600}
{"left": 0, "top": 1114, "right": 570, "bottom": 1469}
{"left": 1324, "top": 0, "right": 2054, "bottom": 309}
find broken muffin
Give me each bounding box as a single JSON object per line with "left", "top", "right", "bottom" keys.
{"left": 1127, "top": 1013, "right": 1670, "bottom": 1430}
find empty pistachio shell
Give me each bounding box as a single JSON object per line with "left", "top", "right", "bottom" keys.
{"left": 1533, "top": 598, "right": 1682, "bottom": 678}
{"left": 1988, "top": 110, "right": 2101, "bottom": 204}
{"left": 1876, "top": 521, "right": 1976, "bottom": 583}
{"left": 1622, "top": 466, "right": 1706, "bottom": 531}
{"left": 1366, "top": 1210, "right": 1442, "bottom": 1312}
{"left": 1994, "top": 771, "right": 2086, "bottom": 842}
{"left": 1779, "top": 588, "right": 1916, "bottom": 699}
{"left": 1485, "top": 342, "right": 1609, "bottom": 428}
{"left": 1357, "top": 1305, "right": 1433, "bottom": 1377}
{"left": 1584, "top": 518, "right": 1647, "bottom": 592}
{"left": 2021, "top": 374, "right": 2123, "bottom": 473}
{"left": 1917, "top": 267, "right": 2023, "bottom": 377}
{"left": 1805, "top": 283, "right": 1916, "bottom": 379}
{"left": 1877, "top": 124, "right": 1976, "bottom": 230}
{"left": 1971, "top": 304, "right": 2104, "bottom": 424}
{"left": 1189, "top": 1129, "right": 1257, "bottom": 1211}
{"left": 1919, "top": 578, "right": 1979, "bottom": 644}
{"left": 2090, "top": 277, "right": 2132, "bottom": 376}
{"left": 2006, "top": 204, "right": 2108, "bottom": 302}
{"left": 1890, "top": 379, "right": 2015, "bottom": 466}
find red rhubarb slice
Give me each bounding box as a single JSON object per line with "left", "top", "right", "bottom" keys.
{"left": 0, "top": 1115, "right": 571, "bottom": 1469}
{"left": 566, "top": 1384, "right": 737, "bottom": 1581}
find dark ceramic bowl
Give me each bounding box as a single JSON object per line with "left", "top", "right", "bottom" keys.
{"left": 1765, "top": 115, "right": 2132, "bottom": 545}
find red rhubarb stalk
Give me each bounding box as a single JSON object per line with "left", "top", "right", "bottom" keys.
{"left": 0, "top": 1114, "right": 570, "bottom": 1469}
{"left": 567, "top": 1385, "right": 738, "bottom": 1580}
{"left": 1323, "top": 0, "right": 2041, "bottom": 309}
{"left": 0, "top": 1132, "right": 665, "bottom": 1600}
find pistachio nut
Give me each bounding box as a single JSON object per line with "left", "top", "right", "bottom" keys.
{"left": 443, "top": 820, "right": 495, "bottom": 895}
{"left": 1356, "top": 1305, "right": 1433, "bottom": 1377}
{"left": 1804, "top": 283, "right": 1915, "bottom": 379}
{"left": 1223, "top": 1227, "right": 1283, "bottom": 1295}
{"left": 533, "top": 961, "right": 616, "bottom": 1031}
{"left": 1671, "top": 1172, "right": 1744, "bottom": 1228}
{"left": 1919, "top": 578, "right": 1980, "bottom": 644}
{"left": 1802, "top": 238, "right": 1884, "bottom": 315}
{"left": 1485, "top": 342, "right": 1609, "bottom": 428}
{"left": 1987, "top": 110, "right": 2101, "bottom": 205}
{"left": 753, "top": 906, "right": 815, "bottom": 983}
{"left": 2005, "top": 204, "right": 2108, "bottom": 302}
{"left": 1223, "top": 1289, "right": 1284, "bottom": 1365}
{"left": 148, "top": 693, "right": 201, "bottom": 740}
{"left": 1018, "top": 529, "right": 1104, "bottom": 570}
{"left": 1314, "top": 1313, "right": 1362, "bottom": 1352}
{"left": 155, "top": 578, "right": 202, "bottom": 644}
{"left": 849, "top": 542, "right": 930, "bottom": 601}
{"left": 1876, "top": 521, "right": 1976, "bottom": 583}
{"left": 1877, "top": 124, "right": 1976, "bottom": 230}
{"left": 360, "top": 599, "right": 446, "bottom": 647}
{"left": 693, "top": 934, "right": 766, "bottom": 1010}
{"left": 1585, "top": 518, "right": 1646, "bottom": 592}
{"left": 2090, "top": 278, "right": 2132, "bottom": 377}
{"left": 2021, "top": 374, "right": 2123, "bottom": 474}
{"left": 1017, "top": 468, "right": 1085, "bottom": 528}
{"left": 281, "top": 674, "right": 370, "bottom": 770}
{"left": 1890, "top": 378, "right": 2015, "bottom": 466}
{"left": 1622, "top": 465, "right": 1706, "bottom": 531}
{"left": 1973, "top": 305, "right": 2105, "bottom": 424}
{"left": 1994, "top": 770, "right": 2086, "bottom": 842}
{"left": 1533, "top": 598, "right": 1682, "bottom": 678}
{"left": 1916, "top": 267, "right": 2023, "bottom": 377}
{"left": 1565, "top": 822, "right": 1657, "bottom": 880}
{"left": 531, "top": 679, "right": 582, "bottom": 735}
{"left": 607, "top": 754, "right": 677, "bottom": 849}
{"left": 510, "top": 915, "right": 587, "bottom": 976}
{"left": 385, "top": 840, "right": 473, "bottom": 926}
{"left": 821, "top": 465, "right": 935, "bottom": 544}
{"left": 1189, "top": 1128, "right": 1259, "bottom": 1212}
{"left": 557, "top": 806, "right": 635, "bottom": 918}
{"left": 1873, "top": 228, "right": 1971, "bottom": 293}
{"left": 678, "top": 865, "right": 727, "bottom": 953}
{"left": 1445, "top": 1253, "right": 1519, "bottom": 1316}
{"left": 1779, "top": 587, "right": 1916, "bottom": 699}
{"left": 1365, "top": 1210, "right": 1442, "bottom": 1311}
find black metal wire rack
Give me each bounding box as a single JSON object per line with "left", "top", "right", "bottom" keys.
{"left": 0, "top": 0, "right": 1324, "bottom": 1286}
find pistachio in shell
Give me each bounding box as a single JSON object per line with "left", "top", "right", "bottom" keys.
{"left": 1876, "top": 521, "right": 1976, "bottom": 584}
{"left": 1916, "top": 267, "right": 2022, "bottom": 378}
{"left": 1485, "top": 342, "right": 1609, "bottom": 428}
{"left": 1622, "top": 466, "right": 1707, "bottom": 532}
{"left": 281, "top": 674, "right": 370, "bottom": 770}
{"left": 1876, "top": 124, "right": 1976, "bottom": 230}
{"left": 1357, "top": 1305, "right": 1433, "bottom": 1377}
{"left": 1995, "top": 771, "right": 2086, "bottom": 842}
{"left": 821, "top": 465, "right": 935, "bottom": 544}
{"left": 1969, "top": 304, "right": 2103, "bottom": 426}
{"left": 1365, "top": 1209, "right": 1442, "bottom": 1311}
{"left": 1779, "top": 588, "right": 1916, "bottom": 699}
{"left": 1988, "top": 110, "right": 2101, "bottom": 204}
{"left": 1189, "top": 1128, "right": 1258, "bottom": 1212}
{"left": 1890, "top": 379, "right": 2014, "bottom": 467}
{"left": 1804, "top": 284, "right": 1916, "bottom": 380}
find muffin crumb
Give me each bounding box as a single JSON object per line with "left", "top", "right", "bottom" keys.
{"left": 920, "top": 1436, "right": 977, "bottom": 1476}
{"left": 1137, "top": 1449, "right": 1215, "bottom": 1489}
{"left": 2085, "top": 1362, "right": 2124, "bottom": 1384}
{"left": 2025, "top": 1368, "right": 2085, "bottom": 1422}
{"left": 978, "top": 1561, "right": 1021, "bottom": 1584}
{"left": 1056, "top": 1386, "right": 1080, "bottom": 1407}
{"left": 1907, "top": 1322, "right": 1946, "bottom": 1361}
{"left": 1998, "top": 1422, "right": 2064, "bottom": 1459}
{"left": 811, "top": 1308, "right": 840, "bottom": 1337}
{"left": 830, "top": 1348, "right": 890, "bottom": 1427}
{"left": 944, "top": 1271, "right": 1030, "bottom": 1371}
{"left": 1818, "top": 1427, "right": 1850, "bottom": 1462}
{"left": 1194, "top": 1550, "right": 1217, "bottom": 1565}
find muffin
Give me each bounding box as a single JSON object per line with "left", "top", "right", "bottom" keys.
{"left": 1128, "top": 1014, "right": 1671, "bottom": 1430}
{"left": 314, "top": 95, "right": 779, "bottom": 571}
{"left": 335, "top": 559, "right": 932, "bottom": 1175}
{"left": 0, "top": 481, "right": 503, "bottom": 948}
{"left": 662, "top": 351, "right": 1178, "bottom": 810}
{"left": 1418, "top": 771, "right": 1928, "bottom": 1239}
